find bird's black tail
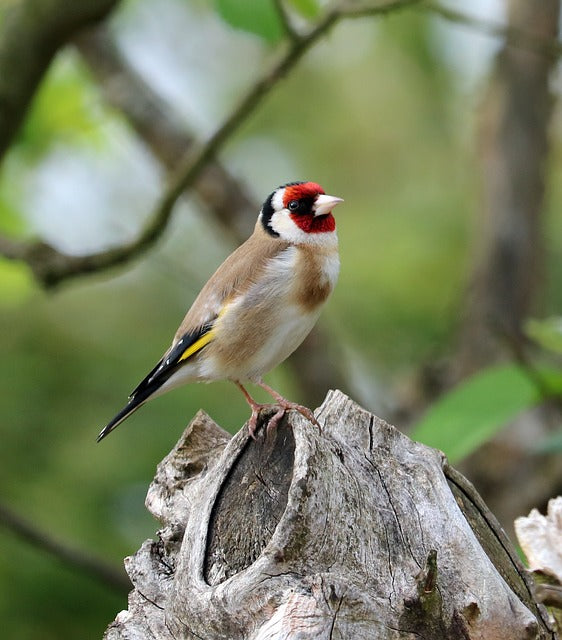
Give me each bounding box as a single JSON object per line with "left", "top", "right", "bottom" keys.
{"left": 97, "top": 388, "right": 153, "bottom": 442}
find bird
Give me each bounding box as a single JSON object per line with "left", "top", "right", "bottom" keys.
{"left": 97, "top": 181, "right": 343, "bottom": 442}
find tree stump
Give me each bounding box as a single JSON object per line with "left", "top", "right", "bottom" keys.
{"left": 103, "top": 391, "right": 556, "bottom": 639}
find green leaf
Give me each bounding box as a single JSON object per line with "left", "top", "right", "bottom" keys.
{"left": 287, "top": 0, "right": 320, "bottom": 19}
{"left": 0, "top": 194, "right": 25, "bottom": 236}
{"left": 16, "top": 52, "right": 103, "bottom": 160}
{"left": 410, "top": 365, "right": 542, "bottom": 463}
{"left": 215, "top": 0, "right": 283, "bottom": 43}
{"left": 535, "top": 367, "right": 562, "bottom": 396}
{"left": 525, "top": 317, "right": 562, "bottom": 356}
{"left": 0, "top": 259, "right": 34, "bottom": 305}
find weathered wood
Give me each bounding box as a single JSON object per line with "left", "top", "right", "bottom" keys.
{"left": 103, "top": 391, "right": 556, "bottom": 639}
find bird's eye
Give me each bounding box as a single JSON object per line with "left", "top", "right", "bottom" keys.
{"left": 288, "top": 200, "right": 300, "bottom": 211}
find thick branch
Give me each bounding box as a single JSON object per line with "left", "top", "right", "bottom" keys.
{"left": 0, "top": 0, "right": 119, "bottom": 160}
{"left": 455, "top": 0, "right": 559, "bottom": 376}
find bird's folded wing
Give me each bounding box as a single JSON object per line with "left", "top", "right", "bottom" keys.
{"left": 128, "top": 320, "right": 215, "bottom": 398}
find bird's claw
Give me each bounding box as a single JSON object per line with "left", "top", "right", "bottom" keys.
{"left": 247, "top": 402, "right": 319, "bottom": 440}
{"left": 247, "top": 403, "right": 280, "bottom": 440}
{"left": 291, "top": 404, "right": 319, "bottom": 427}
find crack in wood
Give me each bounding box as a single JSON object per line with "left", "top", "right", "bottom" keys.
{"left": 138, "top": 589, "right": 165, "bottom": 611}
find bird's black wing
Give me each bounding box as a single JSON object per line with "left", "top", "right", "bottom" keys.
{"left": 128, "top": 320, "right": 215, "bottom": 398}
{"left": 97, "top": 321, "right": 215, "bottom": 442}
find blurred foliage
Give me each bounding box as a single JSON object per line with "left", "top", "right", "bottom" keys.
{"left": 412, "top": 315, "right": 562, "bottom": 461}
{"left": 411, "top": 365, "right": 561, "bottom": 463}
{"left": 526, "top": 316, "right": 562, "bottom": 356}
{"left": 537, "top": 430, "right": 562, "bottom": 453}
{"left": 17, "top": 54, "right": 103, "bottom": 161}
{"left": 525, "top": 316, "right": 562, "bottom": 453}
{"left": 287, "top": 0, "right": 321, "bottom": 19}
{"left": 1, "top": 0, "right": 561, "bottom": 638}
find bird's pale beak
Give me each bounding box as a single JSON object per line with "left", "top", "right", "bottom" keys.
{"left": 313, "top": 194, "right": 344, "bottom": 217}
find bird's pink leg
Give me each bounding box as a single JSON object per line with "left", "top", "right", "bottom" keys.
{"left": 234, "top": 381, "right": 276, "bottom": 439}
{"left": 255, "top": 380, "right": 319, "bottom": 427}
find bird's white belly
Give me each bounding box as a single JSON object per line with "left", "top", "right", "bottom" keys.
{"left": 245, "top": 305, "right": 321, "bottom": 379}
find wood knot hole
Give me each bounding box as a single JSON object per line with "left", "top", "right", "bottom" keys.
{"left": 203, "top": 414, "right": 295, "bottom": 585}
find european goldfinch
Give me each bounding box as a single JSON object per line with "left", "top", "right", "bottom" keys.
{"left": 97, "top": 181, "right": 343, "bottom": 441}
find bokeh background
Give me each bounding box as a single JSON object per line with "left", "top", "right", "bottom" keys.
{"left": 1, "top": 0, "right": 562, "bottom": 637}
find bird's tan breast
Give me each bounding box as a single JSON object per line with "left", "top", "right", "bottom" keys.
{"left": 291, "top": 244, "right": 340, "bottom": 311}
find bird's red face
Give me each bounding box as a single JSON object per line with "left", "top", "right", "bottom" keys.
{"left": 282, "top": 182, "right": 338, "bottom": 234}
{"left": 260, "top": 181, "right": 343, "bottom": 241}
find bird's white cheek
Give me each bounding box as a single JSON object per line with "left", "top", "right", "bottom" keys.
{"left": 269, "top": 212, "right": 302, "bottom": 242}
{"left": 271, "top": 189, "right": 285, "bottom": 211}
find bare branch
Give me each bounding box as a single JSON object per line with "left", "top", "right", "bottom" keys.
{"left": 340, "top": 0, "right": 424, "bottom": 18}
{"left": 0, "top": 501, "right": 130, "bottom": 593}
{"left": 75, "top": 27, "right": 256, "bottom": 245}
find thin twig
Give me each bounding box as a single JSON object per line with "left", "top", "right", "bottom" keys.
{"left": 425, "top": 2, "right": 562, "bottom": 60}
{"left": 0, "top": 501, "right": 130, "bottom": 593}
{"left": 272, "top": 0, "right": 299, "bottom": 42}
{"left": 340, "top": 0, "right": 423, "bottom": 18}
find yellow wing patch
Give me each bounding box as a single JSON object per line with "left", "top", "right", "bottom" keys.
{"left": 178, "top": 329, "right": 215, "bottom": 362}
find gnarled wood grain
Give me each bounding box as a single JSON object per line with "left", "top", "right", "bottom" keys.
{"left": 103, "top": 392, "right": 556, "bottom": 639}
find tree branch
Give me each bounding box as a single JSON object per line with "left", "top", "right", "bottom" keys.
{"left": 75, "top": 27, "right": 257, "bottom": 245}
{"left": 0, "top": 0, "right": 422, "bottom": 288}
{"left": 0, "top": 0, "right": 119, "bottom": 160}
{"left": 0, "top": 501, "right": 130, "bottom": 593}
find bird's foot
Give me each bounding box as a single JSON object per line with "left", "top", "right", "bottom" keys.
{"left": 235, "top": 380, "right": 319, "bottom": 439}
{"left": 255, "top": 380, "right": 319, "bottom": 427}
{"left": 266, "top": 406, "right": 286, "bottom": 436}
{"left": 276, "top": 399, "right": 318, "bottom": 426}
{"left": 248, "top": 402, "right": 267, "bottom": 440}
{"left": 247, "top": 402, "right": 292, "bottom": 439}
